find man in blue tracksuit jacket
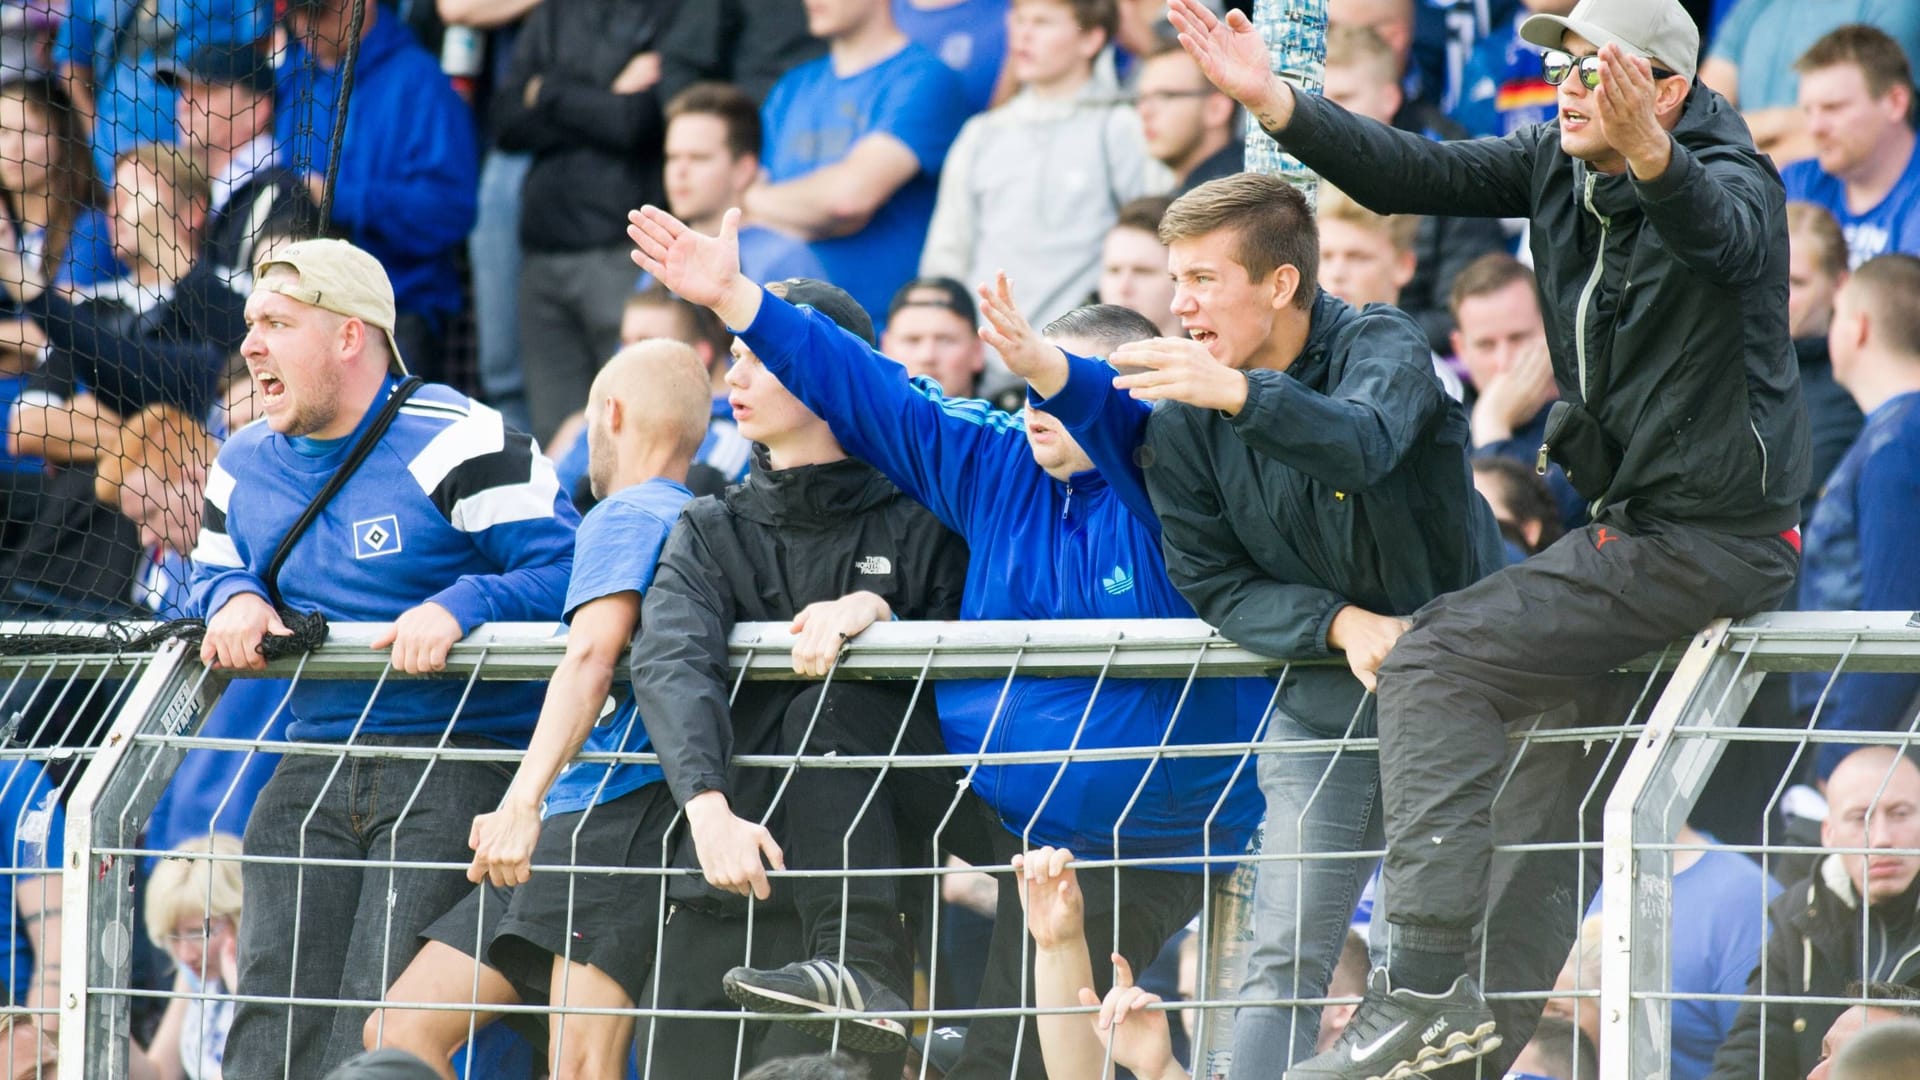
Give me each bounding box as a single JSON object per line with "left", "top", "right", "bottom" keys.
{"left": 630, "top": 206, "right": 1267, "bottom": 1080}
{"left": 190, "top": 240, "right": 574, "bottom": 1079}
{"left": 276, "top": 1, "right": 478, "bottom": 375}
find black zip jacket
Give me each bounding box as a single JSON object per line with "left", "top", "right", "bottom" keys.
{"left": 1707, "top": 855, "right": 1920, "bottom": 1080}
{"left": 628, "top": 455, "right": 967, "bottom": 907}
{"left": 1141, "top": 290, "right": 1505, "bottom": 735}
{"left": 1272, "top": 84, "right": 1809, "bottom": 535}
{"left": 492, "top": 0, "right": 672, "bottom": 252}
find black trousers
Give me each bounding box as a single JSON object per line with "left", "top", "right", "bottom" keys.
{"left": 781, "top": 681, "right": 1206, "bottom": 1080}
{"left": 1375, "top": 520, "right": 1797, "bottom": 1071}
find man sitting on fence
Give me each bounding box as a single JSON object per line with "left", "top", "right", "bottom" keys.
{"left": 629, "top": 204, "right": 1266, "bottom": 1080}
{"left": 188, "top": 239, "right": 577, "bottom": 1080}
{"left": 365, "top": 341, "right": 711, "bottom": 1079}
{"left": 622, "top": 277, "right": 969, "bottom": 1080}
{"left": 1707, "top": 746, "right": 1920, "bottom": 1080}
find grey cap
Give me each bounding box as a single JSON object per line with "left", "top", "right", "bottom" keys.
{"left": 1519, "top": 0, "right": 1700, "bottom": 82}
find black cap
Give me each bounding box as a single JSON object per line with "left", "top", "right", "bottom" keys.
{"left": 155, "top": 42, "right": 276, "bottom": 97}
{"left": 770, "top": 278, "right": 875, "bottom": 346}
{"left": 320, "top": 1050, "right": 444, "bottom": 1080}
{"left": 887, "top": 275, "right": 978, "bottom": 328}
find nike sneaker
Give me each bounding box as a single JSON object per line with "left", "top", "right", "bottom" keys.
{"left": 1283, "top": 968, "right": 1501, "bottom": 1080}
{"left": 722, "top": 959, "right": 910, "bottom": 1054}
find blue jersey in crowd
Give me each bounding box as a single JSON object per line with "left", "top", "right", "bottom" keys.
{"left": 188, "top": 381, "right": 577, "bottom": 743}
{"left": 760, "top": 43, "right": 969, "bottom": 322}
{"left": 542, "top": 477, "right": 692, "bottom": 817}
{"left": 893, "top": 0, "right": 1007, "bottom": 115}
{"left": 735, "top": 292, "right": 1266, "bottom": 867}
{"left": 56, "top": 0, "right": 271, "bottom": 180}
{"left": 276, "top": 10, "right": 479, "bottom": 324}
{"left": 1797, "top": 390, "right": 1920, "bottom": 778}
{"left": 1705, "top": 0, "right": 1920, "bottom": 112}
{"left": 0, "top": 759, "right": 61, "bottom": 1001}
{"left": 1590, "top": 839, "right": 1780, "bottom": 1080}
{"left": 1451, "top": 16, "right": 1557, "bottom": 138}
{"left": 1783, "top": 147, "right": 1920, "bottom": 269}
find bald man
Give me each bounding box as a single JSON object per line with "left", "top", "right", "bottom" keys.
{"left": 1831, "top": 1019, "right": 1920, "bottom": 1080}
{"left": 370, "top": 340, "right": 712, "bottom": 1080}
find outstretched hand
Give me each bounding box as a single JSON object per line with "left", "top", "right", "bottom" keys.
{"left": 977, "top": 272, "right": 1070, "bottom": 398}
{"left": 627, "top": 205, "right": 762, "bottom": 327}
{"left": 1167, "top": 0, "right": 1289, "bottom": 127}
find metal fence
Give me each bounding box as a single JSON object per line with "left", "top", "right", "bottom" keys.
{"left": 20, "top": 612, "right": 1920, "bottom": 1078}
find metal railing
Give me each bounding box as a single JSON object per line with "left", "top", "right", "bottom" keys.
{"left": 23, "top": 611, "right": 1920, "bottom": 1078}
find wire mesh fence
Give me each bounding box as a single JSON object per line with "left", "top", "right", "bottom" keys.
{"left": 0, "top": 612, "right": 1907, "bottom": 1078}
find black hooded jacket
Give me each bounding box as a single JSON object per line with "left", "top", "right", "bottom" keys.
{"left": 628, "top": 454, "right": 968, "bottom": 908}
{"left": 1272, "top": 83, "right": 1809, "bottom": 535}
{"left": 1707, "top": 854, "right": 1920, "bottom": 1080}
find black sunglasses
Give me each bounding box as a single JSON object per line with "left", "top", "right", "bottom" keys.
{"left": 1542, "top": 49, "right": 1677, "bottom": 89}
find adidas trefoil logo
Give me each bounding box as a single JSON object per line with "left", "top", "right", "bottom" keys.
{"left": 1101, "top": 565, "right": 1134, "bottom": 596}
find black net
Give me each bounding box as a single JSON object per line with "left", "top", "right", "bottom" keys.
{"left": 0, "top": 0, "right": 387, "bottom": 629}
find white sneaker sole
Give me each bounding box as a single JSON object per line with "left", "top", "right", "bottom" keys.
{"left": 721, "top": 972, "right": 910, "bottom": 1055}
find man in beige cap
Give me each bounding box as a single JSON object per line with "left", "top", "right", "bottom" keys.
{"left": 1161, "top": 0, "right": 1810, "bottom": 1076}
{"left": 189, "top": 237, "right": 579, "bottom": 1078}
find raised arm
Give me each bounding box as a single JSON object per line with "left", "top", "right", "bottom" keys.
{"left": 1166, "top": 0, "right": 1534, "bottom": 219}
{"left": 628, "top": 205, "right": 1027, "bottom": 533}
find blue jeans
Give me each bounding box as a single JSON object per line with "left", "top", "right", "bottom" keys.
{"left": 222, "top": 734, "right": 514, "bottom": 1080}
{"left": 470, "top": 150, "right": 532, "bottom": 434}
{"left": 1231, "top": 708, "right": 1383, "bottom": 1068}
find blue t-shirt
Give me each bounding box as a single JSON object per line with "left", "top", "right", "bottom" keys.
{"left": 760, "top": 43, "right": 969, "bottom": 321}
{"left": 542, "top": 478, "right": 693, "bottom": 817}
{"left": 893, "top": 0, "right": 1007, "bottom": 115}
{"left": 1590, "top": 842, "right": 1780, "bottom": 1080}
{"left": 55, "top": 0, "right": 272, "bottom": 180}
{"left": 1707, "top": 0, "right": 1920, "bottom": 112}
{"left": 0, "top": 759, "right": 62, "bottom": 1001}
{"left": 1783, "top": 145, "right": 1920, "bottom": 269}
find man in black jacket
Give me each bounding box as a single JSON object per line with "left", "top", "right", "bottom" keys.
{"left": 624, "top": 279, "right": 968, "bottom": 1079}
{"left": 1171, "top": 0, "right": 1809, "bottom": 1074}
{"left": 1708, "top": 747, "right": 1920, "bottom": 1080}
{"left": 496, "top": 0, "right": 675, "bottom": 443}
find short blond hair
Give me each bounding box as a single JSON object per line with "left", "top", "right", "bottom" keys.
{"left": 94, "top": 404, "right": 216, "bottom": 505}
{"left": 1319, "top": 186, "right": 1421, "bottom": 253}
{"left": 1326, "top": 23, "right": 1399, "bottom": 85}
{"left": 113, "top": 142, "right": 211, "bottom": 212}
{"left": 143, "top": 833, "right": 245, "bottom": 951}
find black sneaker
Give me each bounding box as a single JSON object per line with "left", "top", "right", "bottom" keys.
{"left": 722, "top": 959, "right": 910, "bottom": 1054}
{"left": 1283, "top": 969, "right": 1501, "bottom": 1080}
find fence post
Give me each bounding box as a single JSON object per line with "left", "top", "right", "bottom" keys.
{"left": 59, "top": 639, "right": 212, "bottom": 1079}
{"left": 1600, "top": 620, "right": 1760, "bottom": 1079}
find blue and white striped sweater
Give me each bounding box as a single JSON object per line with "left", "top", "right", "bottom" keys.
{"left": 188, "top": 380, "right": 579, "bottom": 742}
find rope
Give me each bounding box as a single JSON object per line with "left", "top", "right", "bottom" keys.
{"left": 0, "top": 612, "right": 329, "bottom": 660}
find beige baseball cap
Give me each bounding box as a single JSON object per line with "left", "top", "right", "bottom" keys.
{"left": 1519, "top": 0, "right": 1700, "bottom": 82}
{"left": 253, "top": 238, "right": 409, "bottom": 375}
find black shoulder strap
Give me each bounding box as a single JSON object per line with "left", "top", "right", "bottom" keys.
{"left": 262, "top": 377, "right": 424, "bottom": 609}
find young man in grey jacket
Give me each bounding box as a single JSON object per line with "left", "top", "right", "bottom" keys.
{"left": 1172, "top": 0, "right": 1808, "bottom": 1074}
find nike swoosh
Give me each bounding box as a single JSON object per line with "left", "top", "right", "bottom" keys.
{"left": 1350, "top": 1020, "right": 1409, "bottom": 1063}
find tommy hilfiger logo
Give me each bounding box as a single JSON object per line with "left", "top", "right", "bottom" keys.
{"left": 856, "top": 555, "right": 892, "bottom": 575}
{"left": 354, "top": 514, "right": 403, "bottom": 559}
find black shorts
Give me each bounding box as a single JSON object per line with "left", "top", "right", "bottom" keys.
{"left": 422, "top": 782, "right": 682, "bottom": 1008}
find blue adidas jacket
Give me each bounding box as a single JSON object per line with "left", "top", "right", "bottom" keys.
{"left": 736, "top": 292, "right": 1266, "bottom": 869}
{"left": 276, "top": 11, "right": 478, "bottom": 322}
